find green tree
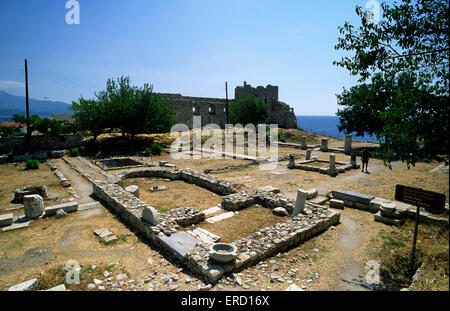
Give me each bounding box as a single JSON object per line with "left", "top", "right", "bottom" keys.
{"left": 34, "top": 118, "right": 63, "bottom": 136}
{"left": 70, "top": 97, "right": 106, "bottom": 141}
{"left": 0, "top": 126, "right": 15, "bottom": 136}
{"left": 229, "top": 95, "right": 269, "bottom": 125}
{"left": 72, "top": 76, "right": 177, "bottom": 141}
{"left": 334, "top": 0, "right": 449, "bottom": 166}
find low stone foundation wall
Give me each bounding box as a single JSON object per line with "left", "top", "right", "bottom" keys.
{"left": 185, "top": 208, "right": 340, "bottom": 282}
{"left": 204, "top": 153, "right": 303, "bottom": 174}
{"left": 46, "top": 161, "right": 71, "bottom": 187}
{"left": 0, "top": 134, "right": 83, "bottom": 155}
{"left": 91, "top": 166, "right": 341, "bottom": 283}
{"left": 331, "top": 190, "right": 449, "bottom": 227}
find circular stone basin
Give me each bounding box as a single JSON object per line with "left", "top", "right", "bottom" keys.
{"left": 209, "top": 243, "right": 237, "bottom": 263}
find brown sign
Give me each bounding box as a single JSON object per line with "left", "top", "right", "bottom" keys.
{"left": 395, "top": 185, "right": 446, "bottom": 211}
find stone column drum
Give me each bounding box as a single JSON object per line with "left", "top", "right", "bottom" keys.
{"left": 300, "top": 136, "right": 307, "bottom": 150}
{"left": 320, "top": 139, "right": 328, "bottom": 152}
{"left": 306, "top": 149, "right": 312, "bottom": 160}
{"left": 344, "top": 134, "right": 352, "bottom": 155}
{"left": 24, "top": 194, "right": 44, "bottom": 218}
{"left": 293, "top": 189, "right": 308, "bottom": 217}
{"left": 329, "top": 154, "right": 336, "bottom": 170}
{"left": 288, "top": 154, "right": 295, "bottom": 169}
{"left": 125, "top": 185, "right": 139, "bottom": 198}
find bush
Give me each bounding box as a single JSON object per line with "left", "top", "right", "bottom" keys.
{"left": 67, "top": 148, "right": 80, "bottom": 157}
{"left": 26, "top": 159, "right": 40, "bottom": 170}
{"left": 0, "top": 126, "right": 15, "bottom": 136}
{"left": 278, "top": 134, "right": 286, "bottom": 142}
{"left": 150, "top": 143, "right": 163, "bottom": 155}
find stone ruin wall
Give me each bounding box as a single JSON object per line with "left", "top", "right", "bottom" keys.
{"left": 160, "top": 93, "right": 228, "bottom": 129}
{"left": 234, "top": 82, "right": 298, "bottom": 129}
{"left": 90, "top": 166, "right": 340, "bottom": 283}
{"left": 160, "top": 82, "right": 297, "bottom": 129}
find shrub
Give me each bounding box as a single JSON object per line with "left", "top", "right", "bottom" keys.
{"left": 278, "top": 133, "right": 286, "bottom": 142}
{"left": 67, "top": 148, "right": 80, "bottom": 157}
{"left": 26, "top": 159, "right": 40, "bottom": 170}
{"left": 150, "top": 143, "right": 163, "bottom": 155}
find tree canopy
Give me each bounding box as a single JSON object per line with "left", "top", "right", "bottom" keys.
{"left": 229, "top": 95, "right": 269, "bottom": 126}
{"left": 334, "top": 0, "right": 449, "bottom": 167}
{"left": 71, "top": 76, "right": 177, "bottom": 141}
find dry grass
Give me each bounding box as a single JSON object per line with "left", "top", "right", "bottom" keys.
{"left": 123, "top": 178, "right": 222, "bottom": 212}
{"left": 194, "top": 205, "right": 287, "bottom": 243}
{"left": 367, "top": 219, "right": 449, "bottom": 290}
{"left": 0, "top": 162, "right": 71, "bottom": 214}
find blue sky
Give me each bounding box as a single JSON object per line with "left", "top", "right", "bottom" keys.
{"left": 0, "top": 0, "right": 378, "bottom": 115}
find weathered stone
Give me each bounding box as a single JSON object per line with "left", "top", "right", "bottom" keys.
{"left": 329, "top": 154, "right": 336, "bottom": 170}
{"left": 23, "top": 194, "right": 44, "bottom": 218}
{"left": 44, "top": 201, "right": 78, "bottom": 217}
{"left": 142, "top": 206, "right": 159, "bottom": 225}
{"left": 94, "top": 228, "right": 113, "bottom": 238}
{"left": 310, "top": 196, "right": 328, "bottom": 205}
{"left": 374, "top": 211, "right": 404, "bottom": 226}
{"left": 13, "top": 185, "right": 48, "bottom": 203}
{"left": 329, "top": 199, "right": 344, "bottom": 209}
{"left": 125, "top": 185, "right": 140, "bottom": 198}
{"left": 206, "top": 211, "right": 236, "bottom": 224}
{"left": 305, "top": 149, "right": 312, "bottom": 160}
{"left": 55, "top": 209, "right": 67, "bottom": 218}
{"left": 332, "top": 190, "right": 374, "bottom": 205}
{"left": 320, "top": 139, "right": 328, "bottom": 152}
{"left": 8, "top": 278, "right": 37, "bottom": 291}
{"left": 209, "top": 243, "right": 237, "bottom": 263}
{"left": 258, "top": 186, "right": 280, "bottom": 194}
{"left": 354, "top": 202, "right": 370, "bottom": 211}
{"left": 156, "top": 231, "right": 199, "bottom": 261}
{"left": 288, "top": 154, "right": 295, "bottom": 169}
{"left": 380, "top": 202, "right": 396, "bottom": 215}
{"left": 0, "top": 213, "right": 14, "bottom": 227}
{"left": 273, "top": 207, "right": 289, "bottom": 216}
{"left": 300, "top": 136, "right": 307, "bottom": 150}
{"left": 293, "top": 189, "right": 308, "bottom": 217}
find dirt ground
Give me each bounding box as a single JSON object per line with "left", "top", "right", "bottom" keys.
{"left": 123, "top": 178, "right": 222, "bottom": 212}
{"left": 0, "top": 133, "right": 448, "bottom": 291}
{"left": 0, "top": 162, "right": 72, "bottom": 216}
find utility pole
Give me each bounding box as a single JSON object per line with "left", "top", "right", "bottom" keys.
{"left": 225, "top": 81, "right": 229, "bottom": 124}
{"left": 25, "top": 59, "right": 31, "bottom": 151}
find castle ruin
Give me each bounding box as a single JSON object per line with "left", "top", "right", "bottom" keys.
{"left": 161, "top": 82, "right": 297, "bottom": 129}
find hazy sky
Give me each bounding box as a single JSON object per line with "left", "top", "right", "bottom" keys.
{"left": 0, "top": 0, "right": 381, "bottom": 115}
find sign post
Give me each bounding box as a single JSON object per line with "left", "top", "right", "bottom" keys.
{"left": 394, "top": 185, "right": 446, "bottom": 280}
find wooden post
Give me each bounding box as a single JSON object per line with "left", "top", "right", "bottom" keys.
{"left": 24, "top": 59, "right": 31, "bottom": 151}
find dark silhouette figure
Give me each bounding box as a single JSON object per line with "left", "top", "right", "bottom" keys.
{"left": 362, "top": 148, "right": 370, "bottom": 173}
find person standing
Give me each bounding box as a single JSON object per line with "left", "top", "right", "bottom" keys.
{"left": 362, "top": 148, "right": 370, "bottom": 173}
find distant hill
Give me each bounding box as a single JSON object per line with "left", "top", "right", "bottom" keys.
{"left": 0, "top": 90, "right": 72, "bottom": 121}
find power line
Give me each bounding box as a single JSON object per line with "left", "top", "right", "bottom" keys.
{"left": 27, "top": 61, "right": 102, "bottom": 93}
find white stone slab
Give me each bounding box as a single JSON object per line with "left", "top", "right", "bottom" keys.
{"left": 206, "top": 211, "right": 236, "bottom": 224}
{"left": 203, "top": 205, "right": 224, "bottom": 216}
{"left": 8, "top": 278, "right": 37, "bottom": 291}
{"left": 0, "top": 213, "right": 14, "bottom": 227}
{"left": 194, "top": 227, "right": 220, "bottom": 242}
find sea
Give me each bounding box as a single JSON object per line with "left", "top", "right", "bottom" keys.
{"left": 296, "top": 115, "right": 378, "bottom": 142}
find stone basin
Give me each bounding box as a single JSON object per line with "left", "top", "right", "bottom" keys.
{"left": 209, "top": 243, "right": 237, "bottom": 263}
